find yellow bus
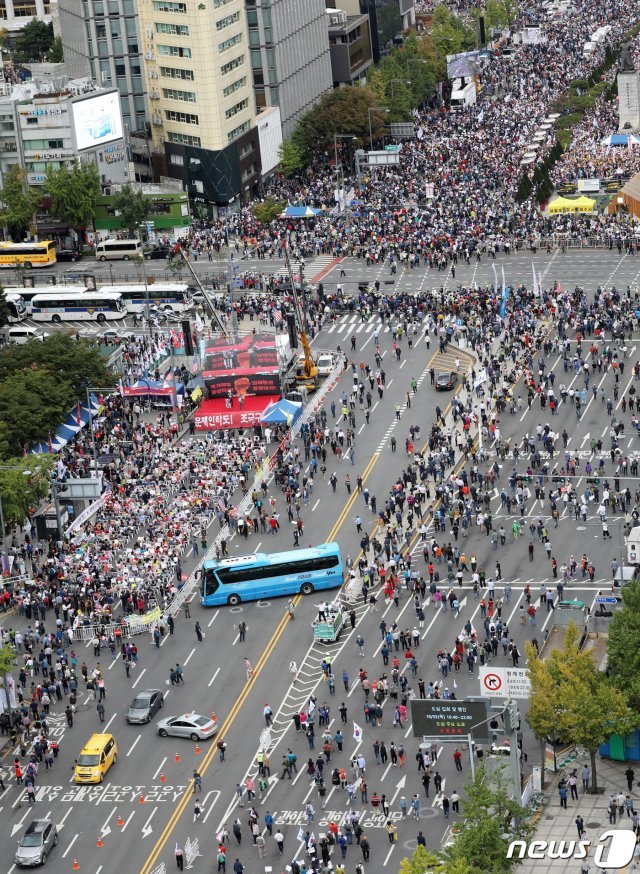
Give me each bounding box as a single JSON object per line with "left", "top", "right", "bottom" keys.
{"left": 0, "top": 240, "right": 57, "bottom": 269}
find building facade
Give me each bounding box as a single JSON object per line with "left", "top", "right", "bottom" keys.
{"left": 136, "top": 0, "right": 261, "bottom": 211}
{"left": 0, "top": 0, "right": 52, "bottom": 39}
{"left": 327, "top": 0, "right": 415, "bottom": 62}
{"left": 327, "top": 7, "right": 372, "bottom": 86}
{"left": 94, "top": 182, "right": 191, "bottom": 240}
{"left": 57, "top": 0, "right": 147, "bottom": 132}
{"left": 246, "top": 0, "right": 332, "bottom": 139}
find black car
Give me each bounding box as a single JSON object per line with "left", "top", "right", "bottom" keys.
{"left": 144, "top": 246, "right": 173, "bottom": 260}
{"left": 435, "top": 370, "right": 458, "bottom": 391}
{"left": 56, "top": 249, "right": 82, "bottom": 262}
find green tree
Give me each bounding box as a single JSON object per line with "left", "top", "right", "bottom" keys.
{"left": 0, "top": 369, "right": 73, "bottom": 459}
{"left": 527, "top": 624, "right": 635, "bottom": 791}
{"left": 44, "top": 162, "right": 101, "bottom": 240}
{"left": 292, "top": 87, "right": 386, "bottom": 162}
{"left": 112, "top": 185, "right": 151, "bottom": 238}
{"left": 0, "top": 643, "right": 15, "bottom": 720}
{"left": 0, "top": 456, "right": 55, "bottom": 526}
{"left": 0, "top": 335, "right": 111, "bottom": 410}
{"left": 444, "top": 766, "right": 531, "bottom": 874}
{"left": 430, "top": 6, "right": 477, "bottom": 59}
{"left": 399, "top": 845, "right": 473, "bottom": 874}
{"left": 0, "top": 166, "right": 40, "bottom": 240}
{"left": 277, "top": 139, "right": 305, "bottom": 177}
{"left": 49, "top": 36, "right": 64, "bottom": 63}
{"left": 608, "top": 575, "right": 640, "bottom": 708}
{"left": 252, "top": 197, "right": 285, "bottom": 226}
{"left": 13, "top": 20, "right": 53, "bottom": 61}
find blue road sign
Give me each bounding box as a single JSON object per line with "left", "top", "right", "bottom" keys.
{"left": 595, "top": 596, "right": 617, "bottom": 604}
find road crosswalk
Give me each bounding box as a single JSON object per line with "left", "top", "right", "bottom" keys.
{"left": 272, "top": 254, "right": 338, "bottom": 283}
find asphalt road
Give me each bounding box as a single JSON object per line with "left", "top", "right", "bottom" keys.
{"left": 0, "top": 248, "right": 638, "bottom": 874}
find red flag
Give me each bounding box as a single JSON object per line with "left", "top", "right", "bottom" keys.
{"left": 47, "top": 432, "right": 53, "bottom": 453}
{"left": 97, "top": 393, "right": 105, "bottom": 406}
{"left": 76, "top": 402, "right": 82, "bottom": 426}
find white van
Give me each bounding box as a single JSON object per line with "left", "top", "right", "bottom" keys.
{"left": 95, "top": 239, "right": 142, "bottom": 261}
{"left": 3, "top": 325, "right": 49, "bottom": 344}
{"left": 450, "top": 81, "right": 477, "bottom": 111}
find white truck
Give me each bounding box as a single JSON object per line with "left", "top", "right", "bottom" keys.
{"left": 449, "top": 79, "right": 477, "bottom": 112}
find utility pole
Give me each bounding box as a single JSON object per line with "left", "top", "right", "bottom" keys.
{"left": 504, "top": 699, "right": 522, "bottom": 802}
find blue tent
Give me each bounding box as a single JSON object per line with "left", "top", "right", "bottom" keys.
{"left": 280, "top": 206, "right": 321, "bottom": 218}
{"left": 601, "top": 133, "right": 640, "bottom": 146}
{"left": 260, "top": 398, "right": 303, "bottom": 426}
{"left": 31, "top": 392, "right": 102, "bottom": 454}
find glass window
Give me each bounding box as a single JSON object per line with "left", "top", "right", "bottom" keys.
{"left": 220, "top": 54, "right": 244, "bottom": 75}
{"left": 222, "top": 76, "right": 246, "bottom": 98}
{"left": 227, "top": 120, "right": 249, "bottom": 143}
{"left": 169, "top": 153, "right": 184, "bottom": 165}
{"left": 155, "top": 22, "right": 189, "bottom": 35}
{"left": 216, "top": 11, "right": 240, "bottom": 30}
{"left": 246, "top": 9, "right": 258, "bottom": 26}
{"left": 249, "top": 31, "right": 260, "bottom": 48}
{"left": 122, "top": 0, "right": 134, "bottom": 12}
{"left": 165, "top": 109, "right": 198, "bottom": 124}
{"left": 112, "top": 37, "right": 123, "bottom": 54}
{"left": 158, "top": 44, "right": 192, "bottom": 58}
{"left": 225, "top": 98, "right": 248, "bottom": 119}
{"left": 168, "top": 132, "right": 201, "bottom": 146}
{"left": 218, "top": 33, "right": 242, "bottom": 52}
{"left": 162, "top": 88, "right": 197, "bottom": 103}
{"left": 214, "top": 0, "right": 234, "bottom": 6}
{"left": 125, "top": 17, "right": 137, "bottom": 34}
{"left": 160, "top": 66, "right": 194, "bottom": 80}
{"left": 153, "top": 0, "right": 186, "bottom": 10}
{"left": 115, "top": 61, "right": 126, "bottom": 76}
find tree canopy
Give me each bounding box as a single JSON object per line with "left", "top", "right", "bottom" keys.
{"left": 608, "top": 575, "right": 640, "bottom": 708}
{"left": 252, "top": 197, "right": 285, "bottom": 225}
{"left": 399, "top": 845, "right": 473, "bottom": 874}
{"left": 112, "top": 186, "right": 151, "bottom": 238}
{"left": 0, "top": 456, "right": 55, "bottom": 526}
{"left": 292, "top": 86, "right": 387, "bottom": 162}
{"left": 527, "top": 623, "right": 635, "bottom": 790}
{"left": 0, "top": 166, "right": 40, "bottom": 240}
{"left": 45, "top": 162, "right": 101, "bottom": 232}
{"left": 430, "top": 5, "right": 477, "bottom": 59}
{"left": 443, "top": 766, "right": 530, "bottom": 874}
{"left": 0, "top": 335, "right": 111, "bottom": 459}
{"left": 13, "top": 20, "right": 53, "bottom": 62}
{"left": 277, "top": 140, "right": 305, "bottom": 178}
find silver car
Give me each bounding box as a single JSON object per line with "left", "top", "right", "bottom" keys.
{"left": 126, "top": 689, "right": 164, "bottom": 724}
{"left": 156, "top": 713, "right": 218, "bottom": 741}
{"left": 15, "top": 820, "right": 58, "bottom": 867}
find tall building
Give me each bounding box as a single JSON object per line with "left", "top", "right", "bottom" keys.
{"left": 327, "top": 0, "right": 415, "bottom": 62}
{"left": 246, "top": 0, "right": 332, "bottom": 139}
{"left": 57, "top": 0, "right": 147, "bottom": 132}
{"left": 136, "top": 0, "right": 261, "bottom": 212}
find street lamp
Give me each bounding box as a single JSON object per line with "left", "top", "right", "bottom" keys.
{"left": 388, "top": 79, "right": 412, "bottom": 99}
{"left": 367, "top": 106, "right": 390, "bottom": 150}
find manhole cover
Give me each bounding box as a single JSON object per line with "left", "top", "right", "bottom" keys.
{"left": 586, "top": 822, "right": 601, "bottom": 829}
{"left": 545, "top": 815, "right": 555, "bottom": 821}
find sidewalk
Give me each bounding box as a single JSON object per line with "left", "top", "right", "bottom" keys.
{"left": 520, "top": 757, "right": 636, "bottom": 873}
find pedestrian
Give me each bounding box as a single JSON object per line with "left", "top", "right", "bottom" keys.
{"left": 256, "top": 835, "right": 266, "bottom": 859}
{"left": 194, "top": 798, "right": 203, "bottom": 821}
{"left": 97, "top": 701, "right": 105, "bottom": 723}
{"left": 559, "top": 783, "right": 568, "bottom": 809}
{"left": 442, "top": 794, "right": 450, "bottom": 817}
{"left": 195, "top": 621, "right": 203, "bottom": 642}
{"left": 175, "top": 844, "right": 184, "bottom": 870}
{"left": 451, "top": 790, "right": 460, "bottom": 813}
{"left": 626, "top": 766, "right": 635, "bottom": 792}
{"left": 274, "top": 830, "right": 285, "bottom": 853}
{"left": 453, "top": 749, "right": 463, "bottom": 771}
{"left": 576, "top": 815, "right": 585, "bottom": 838}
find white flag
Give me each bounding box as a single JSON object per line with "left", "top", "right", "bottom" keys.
{"left": 353, "top": 721, "right": 363, "bottom": 742}
{"left": 453, "top": 679, "right": 458, "bottom": 689}
{"left": 532, "top": 262, "right": 539, "bottom": 297}
{"left": 297, "top": 827, "right": 305, "bottom": 843}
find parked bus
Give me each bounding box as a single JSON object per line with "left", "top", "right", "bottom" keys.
{"left": 0, "top": 240, "right": 57, "bottom": 269}
{"left": 199, "top": 542, "right": 343, "bottom": 607}
{"left": 95, "top": 239, "right": 142, "bottom": 261}
{"left": 30, "top": 290, "right": 126, "bottom": 323}
{"left": 3, "top": 285, "right": 86, "bottom": 312}
{"left": 2, "top": 290, "right": 28, "bottom": 322}
{"left": 97, "top": 283, "right": 194, "bottom": 314}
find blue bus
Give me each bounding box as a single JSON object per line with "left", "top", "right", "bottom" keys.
{"left": 199, "top": 542, "right": 343, "bottom": 607}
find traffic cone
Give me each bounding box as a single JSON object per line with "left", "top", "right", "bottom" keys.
{"left": 194, "top": 744, "right": 201, "bottom": 755}
{"left": 175, "top": 753, "right": 181, "bottom": 763}
{"left": 97, "top": 838, "right": 103, "bottom": 848}
{"left": 160, "top": 773, "right": 166, "bottom": 783}
{"left": 117, "top": 816, "right": 124, "bottom": 827}
{"left": 211, "top": 711, "right": 216, "bottom": 722}
{"left": 139, "top": 794, "right": 145, "bottom": 804}
{"left": 72, "top": 861, "right": 80, "bottom": 871}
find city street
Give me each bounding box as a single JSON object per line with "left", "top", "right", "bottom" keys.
{"left": 0, "top": 248, "right": 638, "bottom": 874}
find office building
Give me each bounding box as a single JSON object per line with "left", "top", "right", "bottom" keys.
{"left": 326, "top": 6, "right": 372, "bottom": 86}
{"left": 57, "top": 0, "right": 147, "bottom": 132}
{"left": 137, "top": 0, "right": 261, "bottom": 212}
{"left": 327, "top": 0, "right": 415, "bottom": 62}
{"left": 246, "top": 0, "right": 332, "bottom": 138}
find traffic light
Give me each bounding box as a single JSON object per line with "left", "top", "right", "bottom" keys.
{"left": 504, "top": 700, "right": 519, "bottom": 733}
